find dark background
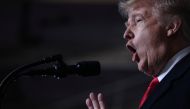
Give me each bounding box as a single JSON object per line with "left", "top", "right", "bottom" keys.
{"left": 0, "top": 0, "right": 149, "bottom": 109}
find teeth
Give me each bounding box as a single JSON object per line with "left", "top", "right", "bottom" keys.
{"left": 133, "top": 52, "right": 140, "bottom": 62}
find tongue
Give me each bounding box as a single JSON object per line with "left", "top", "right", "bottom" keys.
{"left": 132, "top": 52, "right": 140, "bottom": 62}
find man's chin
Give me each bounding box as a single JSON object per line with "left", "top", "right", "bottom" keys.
{"left": 137, "top": 63, "right": 146, "bottom": 73}
{"left": 138, "top": 64, "right": 154, "bottom": 77}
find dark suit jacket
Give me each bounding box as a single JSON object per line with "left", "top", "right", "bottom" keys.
{"left": 141, "top": 53, "right": 190, "bottom": 109}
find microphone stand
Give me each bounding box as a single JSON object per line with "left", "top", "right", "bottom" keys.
{"left": 0, "top": 54, "right": 69, "bottom": 109}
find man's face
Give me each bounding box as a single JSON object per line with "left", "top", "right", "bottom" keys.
{"left": 123, "top": 1, "right": 168, "bottom": 76}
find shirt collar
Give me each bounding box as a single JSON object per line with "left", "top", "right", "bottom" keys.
{"left": 158, "top": 46, "right": 190, "bottom": 82}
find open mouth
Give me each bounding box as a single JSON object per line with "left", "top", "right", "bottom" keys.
{"left": 127, "top": 45, "right": 140, "bottom": 63}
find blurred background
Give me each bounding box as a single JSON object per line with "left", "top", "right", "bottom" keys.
{"left": 0, "top": 0, "right": 150, "bottom": 109}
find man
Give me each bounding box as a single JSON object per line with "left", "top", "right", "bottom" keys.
{"left": 85, "top": 0, "right": 190, "bottom": 109}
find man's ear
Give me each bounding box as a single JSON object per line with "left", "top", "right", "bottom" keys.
{"left": 166, "top": 16, "right": 182, "bottom": 37}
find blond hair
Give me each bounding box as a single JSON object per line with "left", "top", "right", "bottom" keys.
{"left": 119, "top": 0, "right": 190, "bottom": 42}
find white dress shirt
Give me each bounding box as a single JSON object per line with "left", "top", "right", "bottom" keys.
{"left": 158, "top": 46, "right": 190, "bottom": 82}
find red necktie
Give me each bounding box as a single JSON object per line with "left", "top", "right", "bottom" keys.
{"left": 139, "top": 77, "right": 159, "bottom": 109}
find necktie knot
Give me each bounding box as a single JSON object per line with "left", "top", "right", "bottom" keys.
{"left": 149, "top": 77, "right": 159, "bottom": 89}
{"left": 139, "top": 77, "right": 159, "bottom": 109}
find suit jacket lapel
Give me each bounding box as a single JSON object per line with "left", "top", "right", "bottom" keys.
{"left": 141, "top": 53, "right": 190, "bottom": 109}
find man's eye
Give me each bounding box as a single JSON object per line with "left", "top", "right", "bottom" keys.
{"left": 137, "top": 19, "right": 142, "bottom": 22}
{"left": 136, "top": 18, "right": 142, "bottom": 23}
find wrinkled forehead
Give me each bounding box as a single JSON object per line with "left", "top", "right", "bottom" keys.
{"left": 120, "top": 0, "right": 154, "bottom": 17}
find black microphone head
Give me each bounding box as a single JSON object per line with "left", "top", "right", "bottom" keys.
{"left": 75, "top": 61, "right": 101, "bottom": 76}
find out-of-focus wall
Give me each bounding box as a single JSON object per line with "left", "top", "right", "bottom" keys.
{"left": 0, "top": 1, "right": 148, "bottom": 109}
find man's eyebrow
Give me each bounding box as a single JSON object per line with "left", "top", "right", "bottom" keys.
{"left": 131, "top": 11, "right": 145, "bottom": 17}
{"left": 129, "top": 8, "right": 150, "bottom": 18}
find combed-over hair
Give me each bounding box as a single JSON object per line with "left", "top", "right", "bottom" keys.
{"left": 119, "top": 0, "right": 190, "bottom": 42}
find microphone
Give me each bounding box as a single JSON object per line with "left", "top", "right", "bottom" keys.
{"left": 2, "top": 54, "right": 100, "bottom": 80}
{"left": 0, "top": 57, "right": 100, "bottom": 109}
{"left": 38, "top": 54, "right": 101, "bottom": 77}
{"left": 26, "top": 61, "right": 101, "bottom": 77}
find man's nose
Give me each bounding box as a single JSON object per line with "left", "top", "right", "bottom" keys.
{"left": 123, "top": 26, "right": 134, "bottom": 41}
